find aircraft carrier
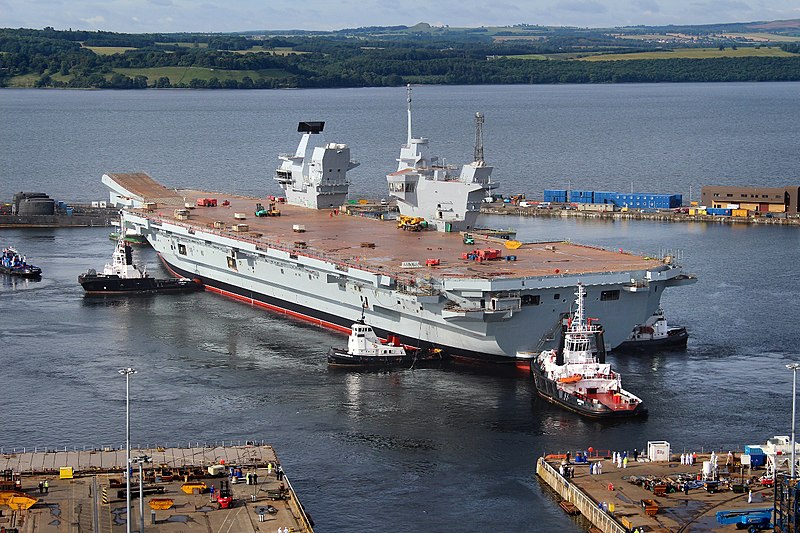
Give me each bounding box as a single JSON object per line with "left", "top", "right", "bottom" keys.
{"left": 103, "top": 90, "right": 695, "bottom": 365}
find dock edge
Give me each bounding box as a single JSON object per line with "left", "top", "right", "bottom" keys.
{"left": 536, "top": 457, "right": 626, "bottom": 533}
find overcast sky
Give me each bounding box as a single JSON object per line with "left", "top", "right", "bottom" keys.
{"left": 1, "top": 0, "right": 798, "bottom": 33}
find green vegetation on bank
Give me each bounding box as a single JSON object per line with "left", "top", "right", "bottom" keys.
{"left": 1, "top": 23, "right": 800, "bottom": 89}
{"left": 576, "top": 46, "right": 794, "bottom": 61}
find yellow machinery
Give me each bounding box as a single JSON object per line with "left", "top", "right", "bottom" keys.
{"left": 397, "top": 215, "right": 425, "bottom": 231}
{"left": 504, "top": 240, "right": 522, "bottom": 250}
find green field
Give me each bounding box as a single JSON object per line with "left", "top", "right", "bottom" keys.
{"left": 83, "top": 45, "right": 139, "bottom": 55}
{"left": 578, "top": 46, "right": 795, "bottom": 61}
{"left": 113, "top": 66, "right": 288, "bottom": 84}
{"left": 233, "top": 46, "right": 308, "bottom": 55}
{"left": 155, "top": 42, "right": 208, "bottom": 48}
{"left": 721, "top": 33, "right": 800, "bottom": 43}
{"left": 7, "top": 67, "right": 287, "bottom": 87}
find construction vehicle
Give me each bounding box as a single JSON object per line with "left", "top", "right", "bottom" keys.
{"left": 716, "top": 508, "right": 772, "bottom": 530}
{"left": 510, "top": 194, "right": 525, "bottom": 206}
{"left": 196, "top": 198, "right": 217, "bottom": 207}
{"left": 217, "top": 480, "right": 233, "bottom": 509}
{"left": 463, "top": 233, "right": 475, "bottom": 245}
{"left": 0, "top": 470, "right": 20, "bottom": 491}
{"left": 397, "top": 215, "right": 426, "bottom": 231}
{"left": 255, "top": 202, "right": 280, "bottom": 217}
{"left": 461, "top": 248, "right": 502, "bottom": 262}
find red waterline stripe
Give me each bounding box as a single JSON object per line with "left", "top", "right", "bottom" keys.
{"left": 158, "top": 254, "right": 351, "bottom": 335}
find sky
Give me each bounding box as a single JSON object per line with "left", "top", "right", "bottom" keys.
{"left": 1, "top": 0, "right": 799, "bottom": 33}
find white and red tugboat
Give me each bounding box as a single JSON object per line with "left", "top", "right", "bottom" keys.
{"left": 328, "top": 309, "right": 446, "bottom": 369}
{"left": 530, "top": 284, "right": 647, "bottom": 418}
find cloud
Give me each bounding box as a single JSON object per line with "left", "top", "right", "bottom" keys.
{"left": 557, "top": 0, "right": 608, "bottom": 15}
{"left": 631, "top": 0, "right": 661, "bottom": 15}
{"left": 82, "top": 15, "right": 107, "bottom": 27}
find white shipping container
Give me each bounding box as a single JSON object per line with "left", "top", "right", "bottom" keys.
{"left": 208, "top": 464, "right": 227, "bottom": 476}
{"left": 647, "top": 440, "right": 671, "bottom": 462}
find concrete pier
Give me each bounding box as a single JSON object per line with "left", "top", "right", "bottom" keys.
{"left": 0, "top": 444, "right": 314, "bottom": 533}
{"left": 537, "top": 453, "right": 773, "bottom": 532}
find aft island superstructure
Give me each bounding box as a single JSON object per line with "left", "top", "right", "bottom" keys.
{"left": 103, "top": 95, "right": 695, "bottom": 365}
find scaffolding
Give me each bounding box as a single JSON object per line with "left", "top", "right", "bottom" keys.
{"left": 774, "top": 474, "right": 800, "bottom": 532}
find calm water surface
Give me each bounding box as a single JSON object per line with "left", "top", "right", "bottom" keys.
{"left": 1, "top": 84, "right": 800, "bottom": 532}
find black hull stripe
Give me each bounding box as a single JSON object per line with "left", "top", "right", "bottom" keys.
{"left": 159, "top": 255, "right": 518, "bottom": 365}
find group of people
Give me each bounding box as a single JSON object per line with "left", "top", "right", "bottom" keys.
{"left": 679, "top": 452, "right": 697, "bottom": 465}
{"left": 612, "top": 450, "right": 632, "bottom": 469}
{"left": 266, "top": 462, "right": 285, "bottom": 481}
{"left": 37, "top": 479, "right": 49, "bottom": 493}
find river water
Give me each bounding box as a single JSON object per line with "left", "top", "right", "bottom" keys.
{"left": 1, "top": 84, "right": 800, "bottom": 532}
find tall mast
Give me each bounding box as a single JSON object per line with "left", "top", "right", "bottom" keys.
{"left": 474, "top": 112, "right": 484, "bottom": 165}
{"left": 406, "top": 84, "right": 412, "bottom": 145}
{"left": 573, "top": 283, "right": 585, "bottom": 330}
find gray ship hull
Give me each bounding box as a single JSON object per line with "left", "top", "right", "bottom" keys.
{"left": 135, "top": 213, "right": 692, "bottom": 364}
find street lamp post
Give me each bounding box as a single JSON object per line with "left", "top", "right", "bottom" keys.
{"left": 118, "top": 367, "right": 137, "bottom": 533}
{"left": 133, "top": 455, "right": 151, "bottom": 533}
{"left": 787, "top": 363, "right": 800, "bottom": 479}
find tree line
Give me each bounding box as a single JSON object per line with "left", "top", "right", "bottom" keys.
{"left": 1, "top": 27, "right": 799, "bottom": 89}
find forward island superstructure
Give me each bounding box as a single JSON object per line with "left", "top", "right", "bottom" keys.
{"left": 387, "top": 85, "right": 495, "bottom": 232}
{"left": 103, "top": 95, "right": 695, "bottom": 365}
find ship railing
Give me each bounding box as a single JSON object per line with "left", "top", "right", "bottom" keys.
{"left": 399, "top": 285, "right": 440, "bottom": 296}
{"left": 147, "top": 212, "right": 431, "bottom": 285}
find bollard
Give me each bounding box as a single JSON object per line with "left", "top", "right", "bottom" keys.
{"left": 251, "top": 494, "right": 257, "bottom": 502}
{"left": 151, "top": 510, "right": 156, "bottom": 525}
{"left": 258, "top": 513, "right": 265, "bottom": 522}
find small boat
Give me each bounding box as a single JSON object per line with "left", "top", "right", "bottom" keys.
{"left": 328, "top": 310, "right": 447, "bottom": 368}
{"left": 78, "top": 237, "right": 202, "bottom": 295}
{"left": 0, "top": 247, "right": 42, "bottom": 278}
{"left": 614, "top": 307, "right": 688, "bottom": 352}
{"left": 108, "top": 231, "right": 148, "bottom": 246}
{"left": 559, "top": 500, "right": 580, "bottom": 515}
{"left": 109, "top": 220, "right": 149, "bottom": 245}
{"left": 530, "top": 284, "right": 647, "bottom": 419}
{"left": 473, "top": 227, "right": 517, "bottom": 240}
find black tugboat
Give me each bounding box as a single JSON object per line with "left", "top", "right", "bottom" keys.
{"left": 1, "top": 247, "right": 42, "bottom": 278}
{"left": 614, "top": 307, "right": 689, "bottom": 352}
{"left": 78, "top": 237, "right": 202, "bottom": 295}
{"left": 530, "top": 284, "right": 647, "bottom": 419}
{"left": 328, "top": 310, "right": 446, "bottom": 369}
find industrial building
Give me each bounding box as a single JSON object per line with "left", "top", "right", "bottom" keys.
{"left": 701, "top": 186, "right": 800, "bottom": 215}
{"left": 544, "top": 189, "right": 682, "bottom": 209}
